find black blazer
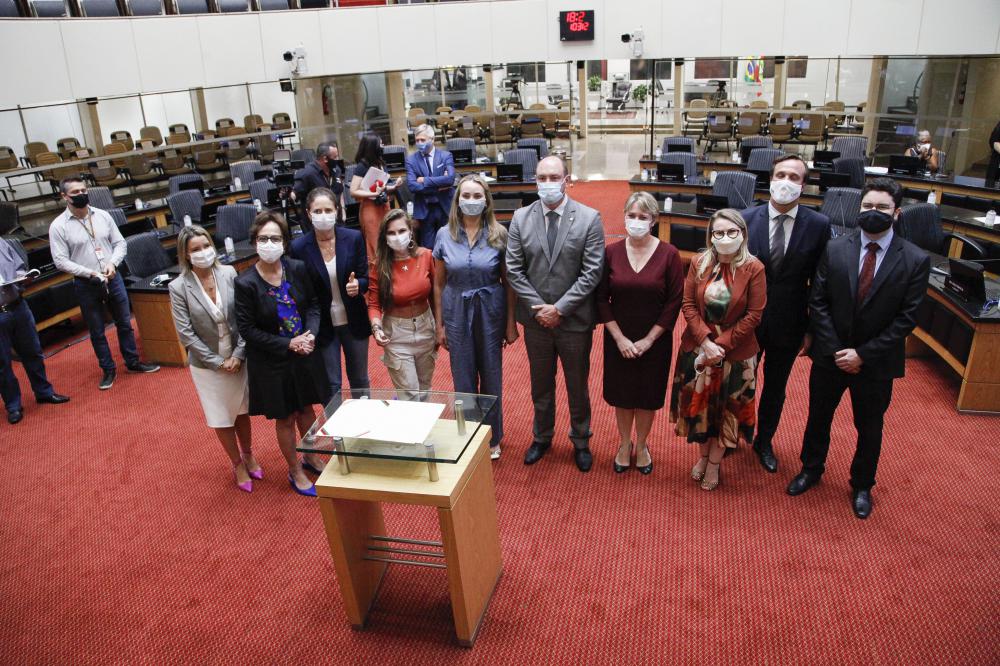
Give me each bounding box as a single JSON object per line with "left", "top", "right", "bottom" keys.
{"left": 234, "top": 257, "right": 320, "bottom": 369}
{"left": 742, "top": 203, "right": 831, "bottom": 348}
{"left": 289, "top": 227, "right": 370, "bottom": 343}
{"left": 808, "top": 232, "right": 930, "bottom": 380}
{"left": 293, "top": 161, "right": 344, "bottom": 203}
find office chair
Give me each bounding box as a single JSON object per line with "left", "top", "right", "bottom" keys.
{"left": 682, "top": 99, "right": 709, "bottom": 140}
{"left": 605, "top": 79, "right": 632, "bottom": 112}
{"left": 830, "top": 136, "right": 867, "bottom": 160}
{"left": 139, "top": 126, "right": 164, "bottom": 147}
{"left": 446, "top": 138, "right": 476, "bottom": 153}
{"left": 175, "top": 0, "right": 208, "bottom": 13}
{"left": 169, "top": 174, "right": 204, "bottom": 195}
{"left": 81, "top": 0, "right": 120, "bottom": 15}
{"left": 896, "top": 203, "right": 984, "bottom": 260}
{"left": 382, "top": 145, "right": 406, "bottom": 160}
{"left": 56, "top": 137, "right": 83, "bottom": 159}
{"left": 230, "top": 160, "right": 262, "bottom": 189}
{"left": 23, "top": 142, "right": 50, "bottom": 167}
{"left": 248, "top": 179, "right": 275, "bottom": 207}
{"left": 89, "top": 160, "right": 121, "bottom": 188}
{"left": 124, "top": 232, "right": 173, "bottom": 280}
{"left": 167, "top": 190, "right": 205, "bottom": 226}
{"left": 0, "top": 146, "right": 18, "bottom": 174}
{"left": 271, "top": 113, "right": 293, "bottom": 130}
{"left": 87, "top": 186, "right": 116, "bottom": 211}
{"left": 660, "top": 153, "right": 697, "bottom": 181}
{"left": 712, "top": 172, "right": 757, "bottom": 210}
{"left": 243, "top": 115, "right": 265, "bottom": 132}
{"left": 124, "top": 155, "right": 160, "bottom": 186}
{"left": 257, "top": 0, "right": 288, "bottom": 9}
{"left": 215, "top": 204, "right": 256, "bottom": 244}
{"left": 0, "top": 201, "right": 21, "bottom": 236}
{"left": 107, "top": 207, "right": 129, "bottom": 228}
{"left": 517, "top": 138, "right": 549, "bottom": 158}
{"left": 833, "top": 157, "right": 866, "bottom": 189}
{"left": 502, "top": 149, "right": 538, "bottom": 181}
{"left": 796, "top": 113, "right": 825, "bottom": 150}
{"left": 0, "top": 0, "right": 21, "bottom": 16}
{"left": 290, "top": 148, "right": 314, "bottom": 164}
{"left": 31, "top": 0, "right": 66, "bottom": 16}
{"left": 216, "top": 0, "right": 248, "bottom": 10}
{"left": 746, "top": 148, "right": 782, "bottom": 173}
{"left": 341, "top": 164, "right": 357, "bottom": 206}
{"left": 819, "top": 187, "right": 862, "bottom": 235}
{"left": 661, "top": 136, "right": 696, "bottom": 154}
{"left": 704, "top": 112, "right": 735, "bottom": 152}
{"left": 160, "top": 149, "right": 193, "bottom": 176}
{"left": 740, "top": 135, "right": 773, "bottom": 151}
{"left": 110, "top": 131, "right": 135, "bottom": 152}
{"left": 128, "top": 0, "right": 162, "bottom": 13}
{"left": 252, "top": 134, "right": 279, "bottom": 163}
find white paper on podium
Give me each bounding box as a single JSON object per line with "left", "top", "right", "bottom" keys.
{"left": 319, "top": 399, "right": 445, "bottom": 445}
{"left": 359, "top": 166, "right": 390, "bottom": 192}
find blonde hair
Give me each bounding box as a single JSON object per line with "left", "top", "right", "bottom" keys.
{"left": 176, "top": 225, "right": 217, "bottom": 273}
{"left": 623, "top": 191, "right": 659, "bottom": 226}
{"left": 446, "top": 174, "right": 507, "bottom": 250}
{"left": 695, "top": 208, "right": 752, "bottom": 280}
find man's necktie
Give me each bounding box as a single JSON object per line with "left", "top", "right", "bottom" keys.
{"left": 424, "top": 155, "right": 433, "bottom": 175}
{"left": 770, "top": 214, "right": 788, "bottom": 271}
{"left": 546, "top": 211, "right": 559, "bottom": 253}
{"left": 857, "top": 242, "right": 880, "bottom": 303}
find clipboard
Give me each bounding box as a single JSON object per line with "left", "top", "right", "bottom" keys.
{"left": 360, "top": 166, "right": 389, "bottom": 191}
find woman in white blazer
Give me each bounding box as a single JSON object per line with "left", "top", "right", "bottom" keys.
{"left": 169, "top": 226, "right": 259, "bottom": 493}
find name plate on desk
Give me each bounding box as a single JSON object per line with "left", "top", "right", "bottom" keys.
{"left": 945, "top": 258, "right": 987, "bottom": 302}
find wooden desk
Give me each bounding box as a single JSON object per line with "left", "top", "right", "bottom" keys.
{"left": 315, "top": 424, "right": 501, "bottom": 647}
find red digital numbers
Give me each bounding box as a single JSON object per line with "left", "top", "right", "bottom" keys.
{"left": 560, "top": 10, "right": 593, "bottom": 40}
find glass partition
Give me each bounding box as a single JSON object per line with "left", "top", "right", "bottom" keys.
{"left": 141, "top": 91, "right": 197, "bottom": 138}
{"left": 97, "top": 95, "right": 145, "bottom": 145}
{"left": 204, "top": 85, "right": 251, "bottom": 132}
{"left": 0, "top": 109, "right": 27, "bottom": 158}
{"left": 21, "top": 104, "right": 85, "bottom": 155}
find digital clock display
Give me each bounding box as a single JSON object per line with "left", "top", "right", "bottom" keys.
{"left": 559, "top": 10, "right": 595, "bottom": 41}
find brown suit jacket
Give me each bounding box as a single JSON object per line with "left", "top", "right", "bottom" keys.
{"left": 679, "top": 254, "right": 767, "bottom": 361}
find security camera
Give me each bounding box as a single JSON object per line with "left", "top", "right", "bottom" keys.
{"left": 282, "top": 51, "right": 294, "bottom": 62}
{"left": 284, "top": 45, "right": 308, "bottom": 77}
{"left": 621, "top": 33, "right": 631, "bottom": 43}
{"left": 623, "top": 28, "right": 644, "bottom": 58}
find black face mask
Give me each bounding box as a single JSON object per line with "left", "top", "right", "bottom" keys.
{"left": 857, "top": 209, "right": 894, "bottom": 234}
{"left": 69, "top": 193, "right": 89, "bottom": 208}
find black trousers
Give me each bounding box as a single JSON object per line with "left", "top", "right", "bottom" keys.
{"left": 753, "top": 342, "right": 799, "bottom": 450}
{"left": 799, "top": 362, "right": 894, "bottom": 490}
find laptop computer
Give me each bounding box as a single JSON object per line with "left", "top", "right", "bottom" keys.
{"left": 383, "top": 152, "right": 405, "bottom": 170}
{"left": 819, "top": 171, "right": 852, "bottom": 191}
{"left": 696, "top": 194, "right": 730, "bottom": 215}
{"left": 656, "top": 162, "right": 685, "bottom": 183}
{"left": 889, "top": 155, "right": 924, "bottom": 176}
{"left": 813, "top": 150, "right": 840, "bottom": 170}
{"left": 452, "top": 148, "right": 473, "bottom": 165}
{"left": 497, "top": 163, "right": 523, "bottom": 182}
{"left": 667, "top": 143, "right": 692, "bottom": 154}
{"left": 945, "top": 258, "right": 986, "bottom": 302}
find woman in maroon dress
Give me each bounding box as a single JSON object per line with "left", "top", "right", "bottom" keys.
{"left": 597, "top": 191, "right": 684, "bottom": 475}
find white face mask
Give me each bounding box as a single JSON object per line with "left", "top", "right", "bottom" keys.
{"left": 256, "top": 239, "right": 284, "bottom": 263}
{"left": 625, "top": 216, "right": 651, "bottom": 239}
{"left": 769, "top": 179, "right": 802, "bottom": 205}
{"left": 189, "top": 247, "right": 216, "bottom": 269}
{"left": 458, "top": 199, "right": 487, "bottom": 217}
{"left": 712, "top": 235, "right": 743, "bottom": 255}
{"left": 386, "top": 232, "right": 411, "bottom": 251}
{"left": 537, "top": 181, "right": 564, "bottom": 206}
{"left": 311, "top": 212, "right": 337, "bottom": 231}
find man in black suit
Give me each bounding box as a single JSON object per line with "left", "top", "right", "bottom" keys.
{"left": 292, "top": 142, "right": 344, "bottom": 230}
{"left": 787, "top": 178, "right": 930, "bottom": 519}
{"left": 741, "top": 154, "right": 830, "bottom": 473}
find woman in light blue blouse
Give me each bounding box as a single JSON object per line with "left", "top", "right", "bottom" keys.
{"left": 432, "top": 175, "right": 518, "bottom": 459}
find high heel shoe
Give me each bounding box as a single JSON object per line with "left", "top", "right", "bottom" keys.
{"left": 636, "top": 444, "right": 653, "bottom": 475}
{"left": 243, "top": 455, "right": 263, "bottom": 480}
{"left": 691, "top": 456, "right": 709, "bottom": 481}
{"left": 613, "top": 441, "right": 632, "bottom": 473}
{"left": 700, "top": 462, "right": 721, "bottom": 491}
{"left": 301, "top": 457, "right": 326, "bottom": 475}
{"left": 234, "top": 464, "right": 252, "bottom": 493}
{"left": 288, "top": 473, "right": 317, "bottom": 497}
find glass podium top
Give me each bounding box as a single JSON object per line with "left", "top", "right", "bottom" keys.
{"left": 296, "top": 389, "right": 497, "bottom": 465}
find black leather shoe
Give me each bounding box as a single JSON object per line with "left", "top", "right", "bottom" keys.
{"left": 98, "top": 369, "right": 116, "bottom": 391}
{"left": 574, "top": 448, "right": 593, "bottom": 472}
{"left": 852, "top": 489, "right": 873, "bottom": 519}
{"left": 37, "top": 393, "right": 70, "bottom": 405}
{"left": 523, "top": 442, "right": 550, "bottom": 465}
{"left": 753, "top": 442, "right": 778, "bottom": 473}
{"left": 126, "top": 362, "right": 160, "bottom": 374}
{"left": 7, "top": 409, "right": 23, "bottom": 424}
{"left": 613, "top": 461, "right": 629, "bottom": 473}
{"left": 786, "top": 471, "right": 821, "bottom": 496}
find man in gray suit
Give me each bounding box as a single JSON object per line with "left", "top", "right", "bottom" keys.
{"left": 506, "top": 156, "right": 605, "bottom": 471}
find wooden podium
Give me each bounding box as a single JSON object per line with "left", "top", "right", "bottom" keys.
{"left": 314, "top": 424, "right": 502, "bottom": 647}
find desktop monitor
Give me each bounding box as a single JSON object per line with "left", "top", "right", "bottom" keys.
{"left": 497, "top": 163, "right": 523, "bottom": 182}
{"left": 274, "top": 172, "right": 295, "bottom": 188}
{"left": 383, "top": 151, "right": 405, "bottom": 170}
{"left": 253, "top": 169, "right": 271, "bottom": 181}
{"left": 750, "top": 169, "right": 770, "bottom": 188}
{"left": 667, "top": 143, "right": 692, "bottom": 154}
{"left": 696, "top": 194, "right": 729, "bottom": 215}
{"left": 118, "top": 218, "right": 155, "bottom": 238}
{"left": 656, "top": 162, "right": 685, "bottom": 183}
{"left": 27, "top": 246, "right": 55, "bottom": 274}
{"left": 819, "top": 171, "right": 852, "bottom": 191}
{"left": 273, "top": 149, "right": 291, "bottom": 163}
{"left": 945, "top": 258, "right": 987, "bottom": 302}
{"left": 889, "top": 155, "right": 924, "bottom": 176}
{"left": 813, "top": 150, "right": 840, "bottom": 170}
{"left": 452, "top": 148, "right": 473, "bottom": 165}
{"left": 179, "top": 179, "right": 203, "bottom": 193}
{"left": 201, "top": 201, "right": 223, "bottom": 223}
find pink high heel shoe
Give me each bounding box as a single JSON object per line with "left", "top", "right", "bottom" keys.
{"left": 234, "top": 464, "right": 253, "bottom": 493}
{"left": 244, "top": 456, "right": 264, "bottom": 480}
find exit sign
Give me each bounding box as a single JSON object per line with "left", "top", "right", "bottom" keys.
{"left": 559, "top": 10, "right": 595, "bottom": 41}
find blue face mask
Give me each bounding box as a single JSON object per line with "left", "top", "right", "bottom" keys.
{"left": 416, "top": 141, "right": 432, "bottom": 155}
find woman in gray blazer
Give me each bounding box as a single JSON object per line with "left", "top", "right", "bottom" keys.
{"left": 169, "top": 226, "right": 259, "bottom": 493}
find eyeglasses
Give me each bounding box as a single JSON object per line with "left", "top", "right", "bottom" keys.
{"left": 256, "top": 236, "right": 283, "bottom": 244}
{"left": 711, "top": 229, "right": 742, "bottom": 240}
{"left": 860, "top": 203, "right": 895, "bottom": 213}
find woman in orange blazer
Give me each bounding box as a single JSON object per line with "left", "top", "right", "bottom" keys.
{"left": 669, "top": 208, "right": 766, "bottom": 491}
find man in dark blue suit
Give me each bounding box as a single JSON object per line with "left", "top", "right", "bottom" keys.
{"left": 292, "top": 142, "right": 344, "bottom": 231}
{"left": 406, "top": 124, "right": 456, "bottom": 249}
{"left": 741, "top": 154, "right": 831, "bottom": 473}
{"left": 787, "top": 178, "right": 930, "bottom": 519}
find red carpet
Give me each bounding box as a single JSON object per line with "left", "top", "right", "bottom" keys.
{"left": 1, "top": 181, "right": 997, "bottom": 664}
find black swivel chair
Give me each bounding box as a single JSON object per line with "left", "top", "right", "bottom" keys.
{"left": 896, "top": 203, "right": 984, "bottom": 260}
{"left": 87, "top": 186, "right": 116, "bottom": 211}
{"left": 660, "top": 153, "right": 698, "bottom": 182}
{"left": 746, "top": 148, "right": 782, "bottom": 173}
{"left": 124, "top": 232, "right": 173, "bottom": 280}
{"left": 819, "top": 187, "right": 862, "bottom": 236}
{"left": 0, "top": 0, "right": 22, "bottom": 16}
{"left": 833, "top": 157, "right": 866, "bottom": 189}
{"left": 107, "top": 208, "right": 129, "bottom": 228}
{"left": 169, "top": 174, "right": 204, "bottom": 195}
{"left": 712, "top": 171, "right": 757, "bottom": 210}
{"left": 81, "top": 0, "right": 120, "bottom": 15}
{"left": 516, "top": 138, "right": 549, "bottom": 158}
{"left": 167, "top": 190, "right": 205, "bottom": 227}
{"left": 290, "top": 148, "right": 315, "bottom": 164}
{"left": 0, "top": 201, "right": 23, "bottom": 235}
{"left": 502, "top": 149, "right": 538, "bottom": 181}
{"left": 214, "top": 204, "right": 256, "bottom": 244}
{"left": 661, "top": 136, "right": 696, "bottom": 154}
{"left": 248, "top": 178, "right": 275, "bottom": 207}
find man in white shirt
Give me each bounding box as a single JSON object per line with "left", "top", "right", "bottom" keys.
{"left": 48, "top": 177, "right": 159, "bottom": 390}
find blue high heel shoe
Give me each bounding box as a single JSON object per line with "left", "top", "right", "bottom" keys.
{"left": 288, "top": 474, "right": 317, "bottom": 497}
